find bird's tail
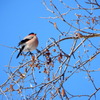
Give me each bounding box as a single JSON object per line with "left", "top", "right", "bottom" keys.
{"left": 16, "top": 46, "right": 25, "bottom": 58}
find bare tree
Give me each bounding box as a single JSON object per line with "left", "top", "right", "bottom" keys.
{"left": 0, "top": 0, "right": 100, "bottom": 100}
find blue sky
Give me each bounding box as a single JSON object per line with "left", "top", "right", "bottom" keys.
{"left": 0, "top": 0, "right": 100, "bottom": 100}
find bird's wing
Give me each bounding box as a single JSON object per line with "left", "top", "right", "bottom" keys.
{"left": 18, "top": 38, "right": 31, "bottom": 46}
{"left": 18, "top": 35, "right": 34, "bottom": 46}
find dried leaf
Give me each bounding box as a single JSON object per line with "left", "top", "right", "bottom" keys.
{"left": 86, "top": 21, "right": 90, "bottom": 24}
{"left": 61, "top": 89, "right": 65, "bottom": 97}
{"left": 10, "top": 84, "right": 14, "bottom": 91}
{"left": 30, "top": 64, "right": 40, "bottom": 69}
{"left": 45, "top": 49, "right": 51, "bottom": 57}
{"left": 36, "top": 64, "right": 41, "bottom": 70}
{"left": 48, "top": 78, "right": 50, "bottom": 81}
{"left": 75, "top": 14, "right": 82, "bottom": 18}
{"left": 56, "top": 88, "right": 59, "bottom": 94}
{"left": 31, "top": 56, "right": 35, "bottom": 63}
{"left": 52, "top": 49, "right": 56, "bottom": 52}
{"left": 46, "top": 52, "right": 51, "bottom": 56}
{"left": 59, "top": 53, "right": 62, "bottom": 59}
{"left": 58, "top": 53, "right": 63, "bottom": 63}
{"left": 43, "top": 68, "right": 48, "bottom": 74}
{"left": 29, "top": 64, "right": 33, "bottom": 67}
{"left": 54, "top": 22, "right": 57, "bottom": 29}
{"left": 58, "top": 56, "right": 61, "bottom": 63}
{"left": 92, "top": 17, "right": 95, "bottom": 23}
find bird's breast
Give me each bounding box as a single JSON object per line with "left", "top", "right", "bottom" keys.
{"left": 23, "top": 37, "right": 38, "bottom": 52}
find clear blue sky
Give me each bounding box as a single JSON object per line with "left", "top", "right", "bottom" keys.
{"left": 0, "top": 0, "right": 100, "bottom": 100}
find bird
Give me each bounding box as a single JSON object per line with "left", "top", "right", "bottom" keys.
{"left": 16, "top": 33, "right": 38, "bottom": 58}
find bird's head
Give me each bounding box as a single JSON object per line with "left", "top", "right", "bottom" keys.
{"left": 28, "top": 33, "right": 36, "bottom": 36}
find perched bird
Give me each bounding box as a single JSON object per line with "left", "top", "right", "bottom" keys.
{"left": 16, "top": 33, "right": 38, "bottom": 58}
